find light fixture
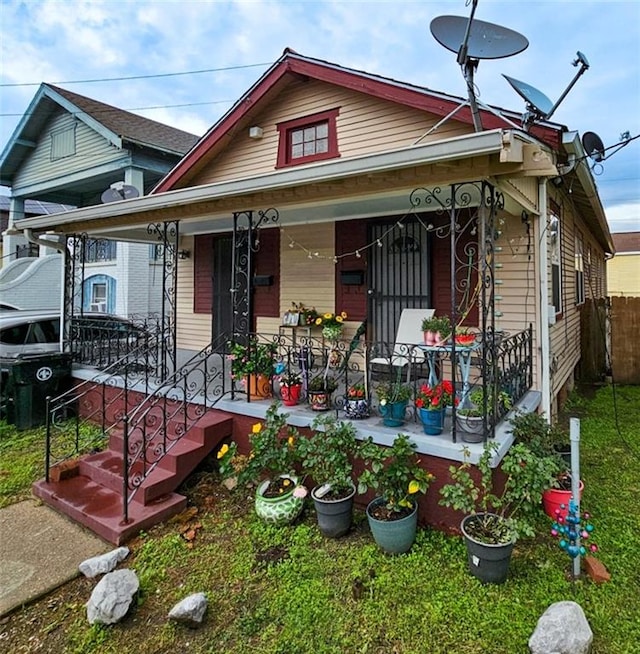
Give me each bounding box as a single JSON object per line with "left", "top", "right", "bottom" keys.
{"left": 551, "top": 176, "right": 564, "bottom": 188}
{"left": 178, "top": 249, "right": 191, "bottom": 260}
{"left": 248, "top": 126, "right": 264, "bottom": 139}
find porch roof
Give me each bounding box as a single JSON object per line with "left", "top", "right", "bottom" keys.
{"left": 15, "top": 128, "right": 550, "bottom": 240}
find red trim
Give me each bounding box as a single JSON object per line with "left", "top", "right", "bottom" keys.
{"left": 276, "top": 108, "right": 340, "bottom": 168}
{"left": 154, "top": 53, "right": 562, "bottom": 192}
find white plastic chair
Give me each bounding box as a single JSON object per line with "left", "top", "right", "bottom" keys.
{"left": 370, "top": 308, "right": 434, "bottom": 380}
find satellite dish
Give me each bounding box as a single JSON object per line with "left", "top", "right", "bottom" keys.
{"left": 430, "top": 15, "right": 529, "bottom": 60}
{"left": 502, "top": 75, "right": 553, "bottom": 117}
{"left": 582, "top": 131, "right": 605, "bottom": 162}
{"left": 101, "top": 184, "right": 140, "bottom": 204}
{"left": 430, "top": 2, "right": 529, "bottom": 133}
{"left": 503, "top": 51, "right": 590, "bottom": 129}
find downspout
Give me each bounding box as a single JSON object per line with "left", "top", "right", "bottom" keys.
{"left": 537, "top": 182, "right": 552, "bottom": 420}
{"left": 24, "top": 229, "right": 68, "bottom": 352}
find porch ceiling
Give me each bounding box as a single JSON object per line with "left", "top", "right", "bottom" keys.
{"left": 15, "top": 128, "right": 551, "bottom": 242}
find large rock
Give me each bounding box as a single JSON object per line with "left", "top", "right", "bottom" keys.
{"left": 168, "top": 592, "right": 208, "bottom": 626}
{"left": 79, "top": 547, "right": 130, "bottom": 578}
{"left": 529, "top": 601, "right": 593, "bottom": 654}
{"left": 86, "top": 569, "right": 139, "bottom": 625}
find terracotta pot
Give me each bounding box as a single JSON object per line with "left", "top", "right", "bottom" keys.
{"left": 246, "top": 373, "right": 272, "bottom": 399}
{"left": 423, "top": 330, "right": 436, "bottom": 346}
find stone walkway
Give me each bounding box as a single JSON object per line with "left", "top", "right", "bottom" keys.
{"left": 0, "top": 500, "right": 108, "bottom": 616}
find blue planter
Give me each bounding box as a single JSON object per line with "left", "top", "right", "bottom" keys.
{"left": 366, "top": 497, "right": 418, "bottom": 554}
{"left": 379, "top": 400, "right": 408, "bottom": 427}
{"left": 419, "top": 407, "right": 445, "bottom": 435}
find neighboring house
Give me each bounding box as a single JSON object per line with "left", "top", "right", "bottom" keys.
{"left": 15, "top": 50, "right": 614, "bottom": 542}
{"left": 0, "top": 83, "right": 198, "bottom": 316}
{"left": 607, "top": 232, "right": 640, "bottom": 296}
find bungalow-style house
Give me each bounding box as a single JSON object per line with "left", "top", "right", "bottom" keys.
{"left": 0, "top": 83, "right": 198, "bottom": 316}
{"left": 14, "top": 50, "right": 613, "bottom": 543}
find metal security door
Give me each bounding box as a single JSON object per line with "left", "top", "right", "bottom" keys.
{"left": 367, "top": 219, "right": 431, "bottom": 345}
{"left": 212, "top": 236, "right": 234, "bottom": 344}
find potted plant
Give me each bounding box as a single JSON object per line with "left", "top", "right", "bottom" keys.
{"left": 375, "top": 378, "right": 412, "bottom": 427}
{"left": 227, "top": 338, "right": 277, "bottom": 399}
{"left": 299, "top": 415, "right": 360, "bottom": 538}
{"left": 217, "top": 402, "right": 306, "bottom": 526}
{"left": 414, "top": 379, "right": 456, "bottom": 435}
{"left": 509, "top": 412, "right": 580, "bottom": 519}
{"left": 456, "top": 386, "right": 512, "bottom": 443}
{"left": 439, "top": 442, "right": 559, "bottom": 583}
{"left": 422, "top": 315, "right": 451, "bottom": 345}
{"left": 453, "top": 326, "right": 477, "bottom": 347}
{"left": 278, "top": 370, "right": 303, "bottom": 406}
{"left": 308, "top": 373, "right": 338, "bottom": 411}
{"left": 358, "top": 433, "right": 435, "bottom": 553}
{"left": 314, "top": 310, "right": 347, "bottom": 342}
{"left": 344, "top": 381, "right": 370, "bottom": 419}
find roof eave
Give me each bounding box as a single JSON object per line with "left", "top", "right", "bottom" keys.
{"left": 16, "top": 128, "right": 531, "bottom": 232}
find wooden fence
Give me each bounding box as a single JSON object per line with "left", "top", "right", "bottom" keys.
{"left": 609, "top": 296, "right": 640, "bottom": 384}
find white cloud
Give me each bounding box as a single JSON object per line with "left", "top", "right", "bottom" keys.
{"left": 605, "top": 203, "right": 640, "bottom": 234}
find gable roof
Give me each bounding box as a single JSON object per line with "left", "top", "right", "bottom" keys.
{"left": 0, "top": 84, "right": 199, "bottom": 187}
{"left": 155, "top": 48, "right": 564, "bottom": 192}
{"left": 612, "top": 232, "right": 640, "bottom": 253}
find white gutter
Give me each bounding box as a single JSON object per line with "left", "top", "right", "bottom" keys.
{"left": 537, "top": 180, "right": 551, "bottom": 420}
{"left": 16, "top": 128, "right": 537, "bottom": 232}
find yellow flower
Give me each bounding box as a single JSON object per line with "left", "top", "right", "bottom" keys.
{"left": 217, "top": 443, "right": 229, "bottom": 459}
{"left": 288, "top": 435, "right": 295, "bottom": 447}
{"left": 283, "top": 478, "right": 291, "bottom": 487}
{"left": 324, "top": 312, "right": 332, "bottom": 319}
{"left": 336, "top": 315, "right": 344, "bottom": 323}
{"left": 408, "top": 480, "right": 420, "bottom": 494}
{"left": 315, "top": 317, "right": 322, "bottom": 325}
{"left": 340, "top": 311, "right": 348, "bottom": 319}
{"left": 252, "top": 423, "right": 262, "bottom": 434}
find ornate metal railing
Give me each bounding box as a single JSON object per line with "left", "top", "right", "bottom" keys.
{"left": 44, "top": 336, "right": 167, "bottom": 482}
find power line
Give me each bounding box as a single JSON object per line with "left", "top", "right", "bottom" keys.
{"left": 0, "top": 62, "right": 272, "bottom": 88}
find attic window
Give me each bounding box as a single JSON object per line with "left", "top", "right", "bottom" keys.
{"left": 50, "top": 124, "right": 76, "bottom": 160}
{"left": 276, "top": 108, "right": 340, "bottom": 168}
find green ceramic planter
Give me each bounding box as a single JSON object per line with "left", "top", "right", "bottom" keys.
{"left": 254, "top": 476, "right": 305, "bottom": 526}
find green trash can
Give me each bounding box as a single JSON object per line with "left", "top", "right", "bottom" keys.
{"left": 5, "top": 353, "right": 73, "bottom": 430}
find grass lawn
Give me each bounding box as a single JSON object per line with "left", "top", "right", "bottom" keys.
{"left": 0, "top": 384, "right": 638, "bottom": 653}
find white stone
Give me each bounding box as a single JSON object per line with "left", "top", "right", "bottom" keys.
{"left": 79, "top": 547, "right": 130, "bottom": 578}
{"left": 86, "top": 569, "right": 139, "bottom": 625}
{"left": 168, "top": 592, "right": 208, "bottom": 625}
{"left": 529, "top": 601, "right": 593, "bottom": 654}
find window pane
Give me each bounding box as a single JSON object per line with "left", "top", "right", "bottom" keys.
{"left": 316, "top": 137, "right": 328, "bottom": 153}
{"left": 291, "top": 130, "right": 303, "bottom": 145}
{"left": 291, "top": 143, "right": 304, "bottom": 158}
{"left": 316, "top": 122, "right": 328, "bottom": 138}
{"left": 303, "top": 141, "right": 316, "bottom": 156}
{"left": 303, "top": 127, "right": 315, "bottom": 142}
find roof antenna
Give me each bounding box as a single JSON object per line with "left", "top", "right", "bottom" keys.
{"left": 431, "top": 0, "right": 529, "bottom": 132}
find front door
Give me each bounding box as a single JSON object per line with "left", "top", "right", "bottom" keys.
{"left": 367, "top": 219, "right": 431, "bottom": 345}
{"left": 212, "top": 235, "right": 233, "bottom": 344}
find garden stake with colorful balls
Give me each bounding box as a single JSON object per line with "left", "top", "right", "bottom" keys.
{"left": 550, "top": 498, "right": 598, "bottom": 588}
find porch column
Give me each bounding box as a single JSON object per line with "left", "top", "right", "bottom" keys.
{"left": 2, "top": 196, "right": 27, "bottom": 261}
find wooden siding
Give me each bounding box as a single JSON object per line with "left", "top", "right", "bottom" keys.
{"left": 607, "top": 254, "right": 640, "bottom": 296}
{"left": 176, "top": 235, "right": 212, "bottom": 351}
{"left": 189, "top": 78, "right": 471, "bottom": 186}
{"left": 14, "top": 108, "right": 124, "bottom": 189}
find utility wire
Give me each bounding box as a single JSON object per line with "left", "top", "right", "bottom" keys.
{"left": 0, "top": 62, "right": 272, "bottom": 87}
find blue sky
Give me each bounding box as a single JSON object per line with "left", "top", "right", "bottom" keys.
{"left": 1, "top": 0, "right": 638, "bottom": 232}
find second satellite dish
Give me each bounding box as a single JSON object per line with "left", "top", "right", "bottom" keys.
{"left": 430, "top": 15, "right": 529, "bottom": 60}
{"left": 582, "top": 132, "right": 606, "bottom": 162}
{"left": 502, "top": 75, "right": 553, "bottom": 117}
{"left": 101, "top": 184, "right": 140, "bottom": 204}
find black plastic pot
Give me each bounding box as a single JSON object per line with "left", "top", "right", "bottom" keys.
{"left": 460, "top": 513, "right": 515, "bottom": 584}
{"left": 311, "top": 484, "right": 356, "bottom": 538}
